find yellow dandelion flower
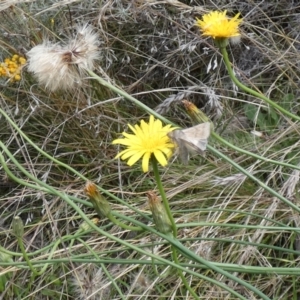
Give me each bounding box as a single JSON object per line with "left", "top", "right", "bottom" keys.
{"left": 112, "top": 115, "right": 176, "bottom": 172}
{"left": 196, "top": 10, "right": 242, "bottom": 39}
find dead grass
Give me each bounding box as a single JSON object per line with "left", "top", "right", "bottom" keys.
{"left": 1, "top": 0, "right": 300, "bottom": 299}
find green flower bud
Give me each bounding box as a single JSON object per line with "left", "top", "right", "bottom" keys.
{"left": 147, "top": 191, "right": 172, "bottom": 234}
{"left": 84, "top": 182, "right": 111, "bottom": 218}
{"left": 182, "top": 100, "right": 214, "bottom": 131}
{"left": 12, "top": 216, "right": 24, "bottom": 238}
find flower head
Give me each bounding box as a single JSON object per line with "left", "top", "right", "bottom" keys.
{"left": 27, "top": 24, "right": 100, "bottom": 91}
{"left": 112, "top": 115, "right": 176, "bottom": 172}
{"left": 0, "top": 54, "right": 26, "bottom": 82}
{"left": 196, "top": 10, "right": 241, "bottom": 39}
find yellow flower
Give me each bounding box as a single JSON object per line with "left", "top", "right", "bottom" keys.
{"left": 112, "top": 115, "right": 176, "bottom": 172}
{"left": 196, "top": 10, "right": 241, "bottom": 39}
{"left": 0, "top": 54, "right": 26, "bottom": 82}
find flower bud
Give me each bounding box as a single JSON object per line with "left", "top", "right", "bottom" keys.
{"left": 147, "top": 191, "right": 172, "bottom": 234}
{"left": 12, "top": 216, "right": 24, "bottom": 238}
{"left": 84, "top": 182, "right": 111, "bottom": 218}
{"left": 182, "top": 100, "right": 214, "bottom": 131}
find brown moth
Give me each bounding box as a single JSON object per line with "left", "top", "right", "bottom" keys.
{"left": 168, "top": 122, "right": 211, "bottom": 164}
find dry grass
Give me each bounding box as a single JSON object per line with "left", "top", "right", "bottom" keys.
{"left": 1, "top": 0, "right": 300, "bottom": 299}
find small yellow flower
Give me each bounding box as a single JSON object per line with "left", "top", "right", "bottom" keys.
{"left": 0, "top": 54, "right": 26, "bottom": 82}
{"left": 112, "top": 115, "right": 176, "bottom": 172}
{"left": 196, "top": 10, "right": 242, "bottom": 39}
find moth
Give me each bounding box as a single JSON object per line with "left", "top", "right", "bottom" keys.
{"left": 168, "top": 122, "right": 211, "bottom": 164}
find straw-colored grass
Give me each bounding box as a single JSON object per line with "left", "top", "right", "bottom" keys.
{"left": 1, "top": 1, "right": 300, "bottom": 299}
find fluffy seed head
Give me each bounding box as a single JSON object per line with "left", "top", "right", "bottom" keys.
{"left": 27, "top": 24, "right": 100, "bottom": 91}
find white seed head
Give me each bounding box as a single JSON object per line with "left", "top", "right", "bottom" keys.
{"left": 67, "top": 24, "right": 100, "bottom": 70}
{"left": 27, "top": 24, "right": 100, "bottom": 91}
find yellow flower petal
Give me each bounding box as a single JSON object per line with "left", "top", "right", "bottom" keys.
{"left": 122, "top": 149, "right": 144, "bottom": 160}
{"left": 142, "top": 152, "right": 151, "bottom": 172}
{"left": 112, "top": 115, "right": 177, "bottom": 172}
{"left": 153, "top": 150, "right": 168, "bottom": 167}
{"left": 127, "top": 151, "right": 145, "bottom": 166}
{"left": 196, "top": 10, "right": 242, "bottom": 39}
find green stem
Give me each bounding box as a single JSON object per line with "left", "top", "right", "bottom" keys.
{"left": 170, "top": 243, "right": 200, "bottom": 300}
{"left": 4, "top": 256, "right": 300, "bottom": 276}
{"left": 16, "top": 236, "right": 40, "bottom": 276}
{"left": 107, "top": 214, "right": 143, "bottom": 232}
{"left": 16, "top": 234, "right": 64, "bottom": 276}
{"left": 1, "top": 167, "right": 254, "bottom": 299}
{"left": 152, "top": 158, "right": 205, "bottom": 300}
{"left": 151, "top": 158, "right": 177, "bottom": 237}
{"left": 87, "top": 70, "right": 176, "bottom": 126}
{"left": 0, "top": 230, "right": 94, "bottom": 258}
{"left": 77, "top": 238, "right": 125, "bottom": 300}
{"left": 207, "top": 145, "right": 300, "bottom": 213}
{"left": 211, "top": 131, "right": 300, "bottom": 172}
{"left": 220, "top": 45, "right": 300, "bottom": 122}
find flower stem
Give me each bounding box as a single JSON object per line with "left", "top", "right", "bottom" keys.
{"left": 107, "top": 214, "right": 144, "bottom": 232}
{"left": 207, "top": 144, "right": 300, "bottom": 214}
{"left": 151, "top": 158, "right": 177, "bottom": 237}
{"left": 211, "top": 131, "right": 300, "bottom": 171}
{"left": 16, "top": 236, "right": 40, "bottom": 276}
{"left": 151, "top": 158, "right": 200, "bottom": 299}
{"left": 220, "top": 46, "right": 300, "bottom": 122}
{"left": 87, "top": 69, "right": 176, "bottom": 126}
{"left": 0, "top": 154, "right": 268, "bottom": 299}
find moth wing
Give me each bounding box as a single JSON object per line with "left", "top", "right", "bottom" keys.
{"left": 168, "top": 130, "right": 190, "bottom": 164}
{"left": 180, "top": 138, "right": 206, "bottom": 153}
{"left": 176, "top": 141, "right": 190, "bottom": 165}
{"left": 198, "top": 139, "right": 208, "bottom": 150}
{"left": 180, "top": 122, "right": 211, "bottom": 151}
{"left": 168, "top": 123, "right": 211, "bottom": 163}
{"left": 167, "top": 129, "right": 184, "bottom": 141}
{"left": 180, "top": 122, "right": 211, "bottom": 140}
